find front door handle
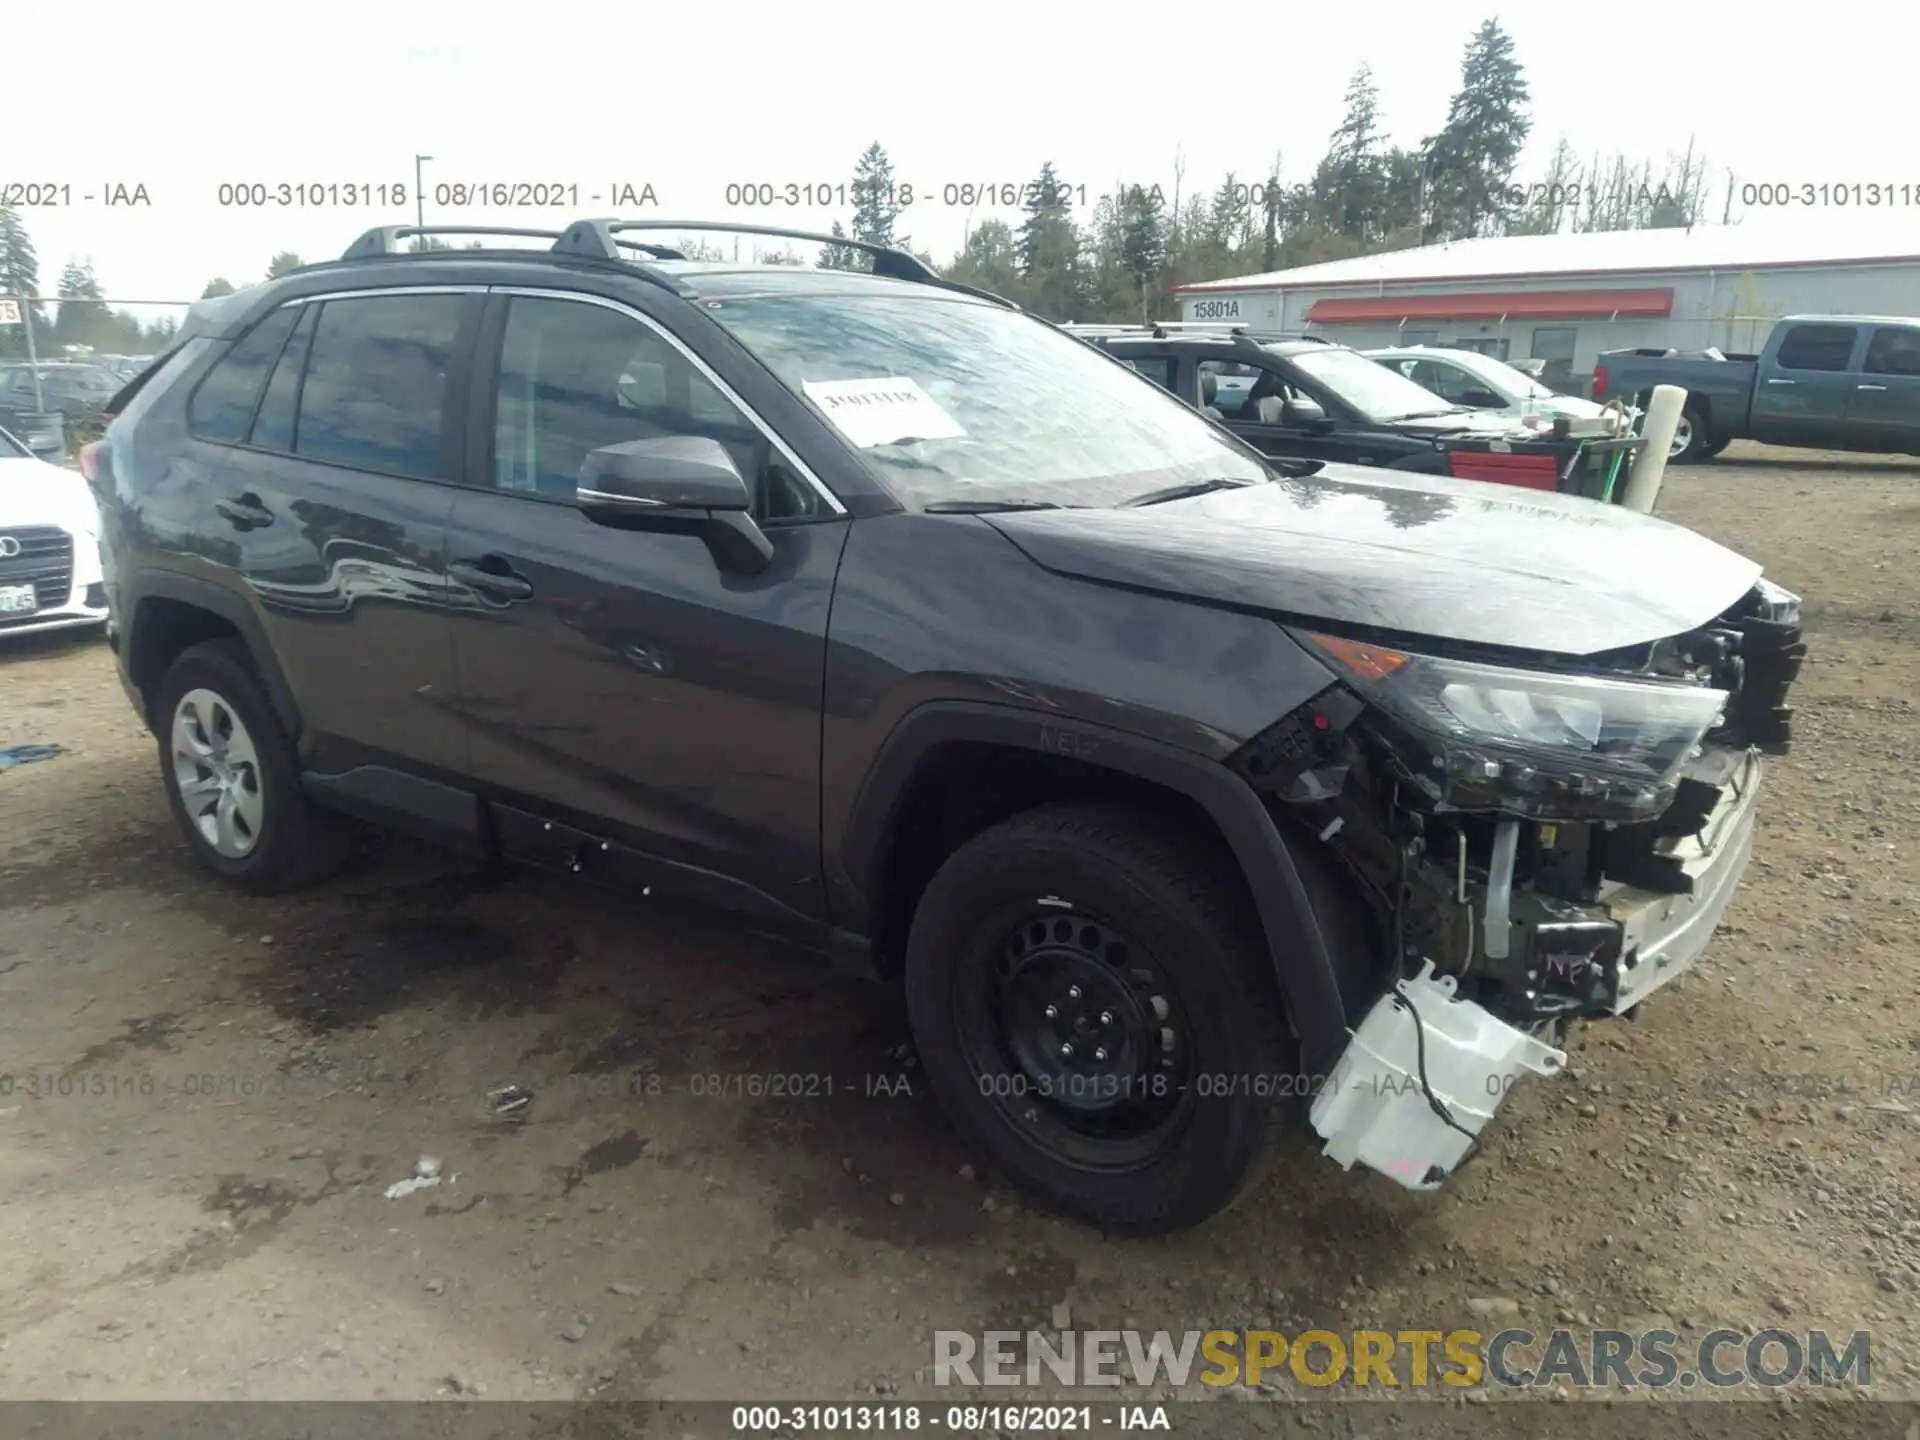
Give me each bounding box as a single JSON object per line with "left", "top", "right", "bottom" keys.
{"left": 1764, "top": 377, "right": 1796, "bottom": 386}
{"left": 449, "top": 558, "right": 535, "bottom": 602}
{"left": 1857, "top": 383, "right": 1889, "bottom": 391}
{"left": 214, "top": 492, "right": 274, "bottom": 527}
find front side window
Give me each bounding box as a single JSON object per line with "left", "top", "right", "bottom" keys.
{"left": 1119, "top": 356, "right": 1177, "bottom": 393}
{"left": 704, "top": 292, "right": 1267, "bottom": 507}
{"left": 188, "top": 308, "right": 302, "bottom": 444}
{"left": 489, "top": 296, "right": 822, "bottom": 519}
{"left": 294, "top": 294, "right": 465, "bottom": 480}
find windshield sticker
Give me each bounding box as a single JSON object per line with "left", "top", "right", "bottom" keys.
{"left": 801, "top": 376, "right": 967, "bottom": 449}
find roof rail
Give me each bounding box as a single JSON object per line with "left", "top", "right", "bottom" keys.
{"left": 340, "top": 224, "right": 573, "bottom": 259}
{"left": 343, "top": 223, "right": 689, "bottom": 262}
{"left": 551, "top": 219, "right": 1020, "bottom": 310}
{"left": 1060, "top": 320, "right": 1332, "bottom": 345}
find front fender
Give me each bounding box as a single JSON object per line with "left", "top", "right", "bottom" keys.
{"left": 836, "top": 701, "right": 1355, "bottom": 1076}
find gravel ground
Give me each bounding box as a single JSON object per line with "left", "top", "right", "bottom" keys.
{"left": 0, "top": 444, "right": 1915, "bottom": 1416}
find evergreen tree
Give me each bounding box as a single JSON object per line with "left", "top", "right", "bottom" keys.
{"left": 946, "top": 219, "right": 1021, "bottom": 301}
{"left": 816, "top": 220, "right": 862, "bottom": 270}
{"left": 200, "top": 278, "right": 237, "bottom": 299}
{"left": 1421, "top": 18, "right": 1532, "bottom": 242}
{"left": 1117, "top": 183, "right": 1169, "bottom": 321}
{"left": 851, "top": 142, "right": 902, "bottom": 250}
{"left": 1315, "top": 65, "right": 1386, "bottom": 243}
{"left": 265, "top": 251, "right": 305, "bottom": 277}
{"left": 0, "top": 205, "right": 46, "bottom": 358}
{"left": 1015, "top": 162, "right": 1086, "bottom": 321}
{"left": 52, "top": 258, "right": 109, "bottom": 350}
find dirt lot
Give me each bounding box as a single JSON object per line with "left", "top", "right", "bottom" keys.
{"left": 2, "top": 443, "right": 1917, "bottom": 1410}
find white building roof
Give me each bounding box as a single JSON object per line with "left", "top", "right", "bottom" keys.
{"left": 1178, "top": 221, "right": 1920, "bottom": 293}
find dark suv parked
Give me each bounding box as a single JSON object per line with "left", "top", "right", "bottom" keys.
{"left": 87, "top": 221, "right": 1803, "bottom": 1233}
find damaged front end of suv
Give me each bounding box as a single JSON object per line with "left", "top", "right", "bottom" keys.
{"left": 1230, "top": 576, "right": 1806, "bottom": 1190}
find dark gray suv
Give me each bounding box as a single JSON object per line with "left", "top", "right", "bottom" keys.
{"left": 84, "top": 220, "right": 1804, "bottom": 1232}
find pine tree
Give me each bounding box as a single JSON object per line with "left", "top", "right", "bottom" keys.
{"left": 851, "top": 142, "right": 902, "bottom": 250}
{"left": 1117, "top": 183, "right": 1169, "bottom": 321}
{"left": 265, "top": 251, "right": 306, "bottom": 277}
{"left": 0, "top": 205, "right": 45, "bottom": 358}
{"left": 946, "top": 219, "right": 1021, "bottom": 301}
{"left": 200, "top": 278, "right": 237, "bottom": 299}
{"left": 52, "top": 258, "right": 108, "bottom": 350}
{"left": 1015, "top": 163, "right": 1086, "bottom": 321}
{"left": 816, "top": 220, "right": 862, "bottom": 271}
{"left": 1315, "top": 65, "right": 1386, "bottom": 243}
{"left": 1421, "top": 18, "right": 1532, "bottom": 242}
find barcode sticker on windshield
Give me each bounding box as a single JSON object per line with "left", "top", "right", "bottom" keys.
{"left": 802, "top": 376, "right": 967, "bottom": 449}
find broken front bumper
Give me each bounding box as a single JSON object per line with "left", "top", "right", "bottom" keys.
{"left": 1605, "top": 748, "right": 1762, "bottom": 1013}
{"left": 1310, "top": 747, "right": 1764, "bottom": 1192}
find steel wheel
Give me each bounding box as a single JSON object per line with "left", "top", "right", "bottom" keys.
{"left": 170, "top": 687, "right": 265, "bottom": 859}
{"left": 959, "top": 908, "right": 1195, "bottom": 1168}
{"left": 1667, "top": 412, "right": 1694, "bottom": 460}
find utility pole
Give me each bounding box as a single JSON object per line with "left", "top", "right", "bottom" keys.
{"left": 415, "top": 155, "right": 433, "bottom": 234}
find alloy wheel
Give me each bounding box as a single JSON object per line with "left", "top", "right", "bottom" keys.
{"left": 170, "top": 687, "right": 265, "bottom": 858}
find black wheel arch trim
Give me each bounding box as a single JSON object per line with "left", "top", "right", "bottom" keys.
{"left": 838, "top": 701, "right": 1352, "bottom": 1076}
{"left": 122, "top": 569, "right": 302, "bottom": 740}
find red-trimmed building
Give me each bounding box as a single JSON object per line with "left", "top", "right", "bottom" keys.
{"left": 1175, "top": 225, "right": 1920, "bottom": 394}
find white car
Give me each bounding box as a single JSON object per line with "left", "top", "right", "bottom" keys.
{"left": 0, "top": 425, "right": 108, "bottom": 638}
{"left": 1364, "top": 346, "right": 1615, "bottom": 429}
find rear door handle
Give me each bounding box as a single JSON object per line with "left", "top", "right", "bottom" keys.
{"left": 1764, "top": 378, "right": 1796, "bottom": 386}
{"left": 1856, "top": 383, "right": 1889, "bottom": 391}
{"left": 214, "top": 492, "right": 273, "bottom": 526}
{"left": 449, "top": 557, "right": 535, "bottom": 601}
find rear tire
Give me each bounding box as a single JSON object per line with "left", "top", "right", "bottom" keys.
{"left": 1668, "top": 403, "right": 1710, "bottom": 464}
{"left": 154, "top": 639, "right": 353, "bottom": 894}
{"left": 903, "top": 802, "right": 1294, "bottom": 1234}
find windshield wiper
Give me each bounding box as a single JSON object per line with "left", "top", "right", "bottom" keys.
{"left": 1383, "top": 408, "right": 1469, "bottom": 422}
{"left": 922, "top": 498, "right": 1068, "bottom": 513}
{"left": 1121, "top": 477, "right": 1256, "bottom": 507}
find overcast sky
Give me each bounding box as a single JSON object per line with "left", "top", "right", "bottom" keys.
{"left": 6, "top": 0, "right": 1909, "bottom": 326}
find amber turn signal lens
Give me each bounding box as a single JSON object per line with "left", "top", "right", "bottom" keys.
{"left": 1307, "top": 632, "right": 1410, "bottom": 681}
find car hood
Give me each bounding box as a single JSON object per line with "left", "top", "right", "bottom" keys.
{"left": 0, "top": 455, "right": 99, "bottom": 535}
{"left": 982, "top": 464, "right": 1763, "bottom": 657}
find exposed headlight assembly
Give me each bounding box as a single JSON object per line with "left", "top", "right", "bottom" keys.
{"left": 1302, "top": 632, "right": 1728, "bottom": 821}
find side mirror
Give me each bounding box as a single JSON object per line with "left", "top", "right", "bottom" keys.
{"left": 1460, "top": 388, "right": 1503, "bottom": 409}
{"left": 577, "top": 436, "right": 773, "bottom": 575}
{"left": 1281, "top": 398, "right": 1328, "bottom": 427}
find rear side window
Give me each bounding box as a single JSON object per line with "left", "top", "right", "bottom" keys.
{"left": 294, "top": 295, "right": 464, "bottom": 480}
{"left": 187, "top": 307, "right": 302, "bottom": 442}
{"left": 249, "top": 306, "right": 317, "bottom": 452}
{"left": 1864, "top": 327, "right": 1920, "bottom": 377}
{"left": 1773, "top": 324, "right": 1857, "bottom": 372}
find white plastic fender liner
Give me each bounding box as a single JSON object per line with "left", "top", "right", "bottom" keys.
{"left": 1309, "top": 960, "right": 1566, "bottom": 1191}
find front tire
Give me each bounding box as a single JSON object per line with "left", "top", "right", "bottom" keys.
{"left": 155, "top": 639, "right": 353, "bottom": 893}
{"left": 903, "top": 802, "right": 1293, "bottom": 1234}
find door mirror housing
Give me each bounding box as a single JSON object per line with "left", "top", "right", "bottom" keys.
{"left": 576, "top": 436, "right": 773, "bottom": 575}
{"left": 1281, "top": 398, "right": 1328, "bottom": 428}
{"left": 1459, "top": 388, "right": 1504, "bottom": 409}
